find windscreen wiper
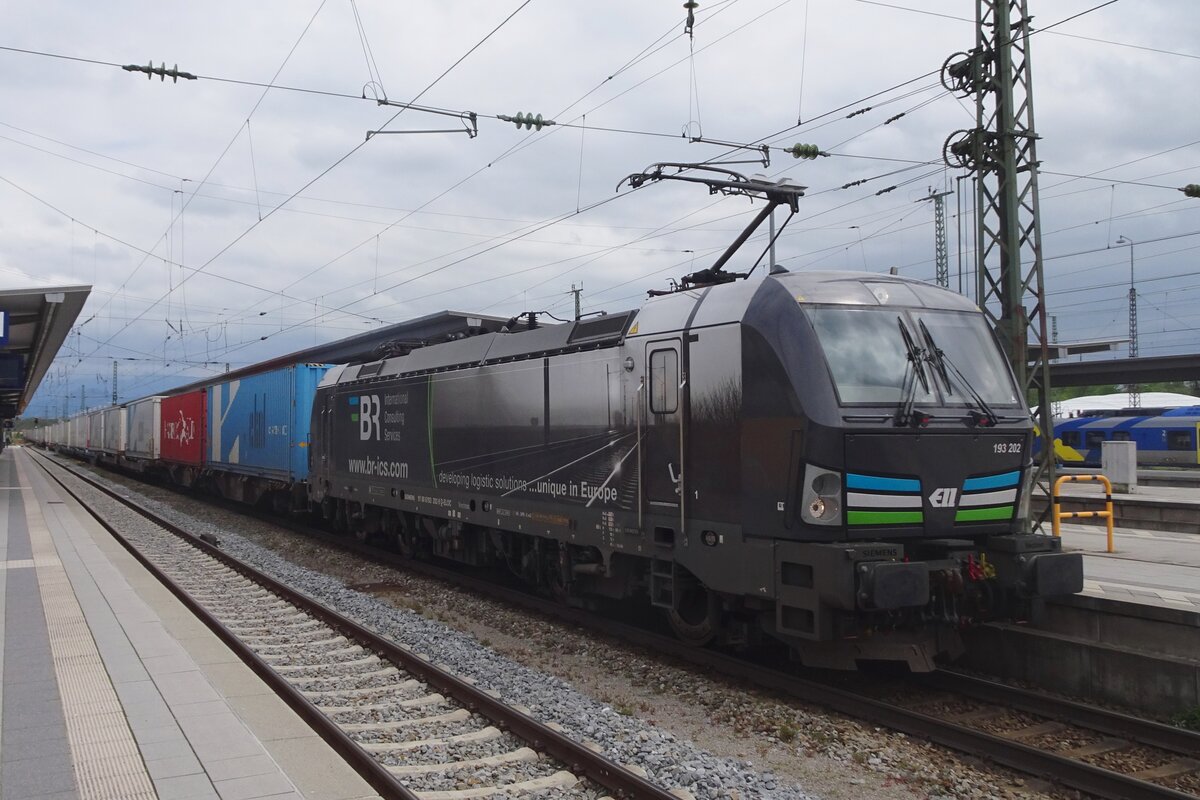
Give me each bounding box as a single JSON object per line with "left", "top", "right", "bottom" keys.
{"left": 895, "top": 317, "right": 932, "bottom": 427}
{"left": 918, "top": 319, "right": 999, "bottom": 427}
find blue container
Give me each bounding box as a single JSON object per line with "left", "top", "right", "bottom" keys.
{"left": 206, "top": 364, "right": 330, "bottom": 481}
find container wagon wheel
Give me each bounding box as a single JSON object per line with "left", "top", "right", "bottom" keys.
{"left": 667, "top": 579, "right": 721, "bottom": 647}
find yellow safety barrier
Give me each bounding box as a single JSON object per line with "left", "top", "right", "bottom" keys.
{"left": 1052, "top": 474, "right": 1115, "bottom": 553}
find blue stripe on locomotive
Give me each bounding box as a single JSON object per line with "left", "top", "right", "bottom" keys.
{"left": 206, "top": 364, "right": 330, "bottom": 481}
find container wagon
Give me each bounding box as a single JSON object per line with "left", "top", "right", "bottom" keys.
{"left": 160, "top": 390, "right": 207, "bottom": 487}
{"left": 99, "top": 405, "right": 127, "bottom": 456}
{"left": 206, "top": 364, "right": 329, "bottom": 508}
{"left": 126, "top": 396, "right": 164, "bottom": 466}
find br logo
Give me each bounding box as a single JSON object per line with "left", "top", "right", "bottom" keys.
{"left": 928, "top": 487, "right": 959, "bottom": 508}
{"left": 350, "top": 395, "right": 381, "bottom": 440}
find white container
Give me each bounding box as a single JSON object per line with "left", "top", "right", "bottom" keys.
{"left": 126, "top": 396, "right": 164, "bottom": 460}
{"left": 87, "top": 410, "right": 104, "bottom": 451}
{"left": 100, "top": 406, "right": 126, "bottom": 454}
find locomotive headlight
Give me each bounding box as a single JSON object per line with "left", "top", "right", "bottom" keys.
{"left": 812, "top": 472, "right": 839, "bottom": 495}
{"left": 801, "top": 464, "right": 843, "bottom": 526}
{"left": 808, "top": 496, "right": 840, "bottom": 520}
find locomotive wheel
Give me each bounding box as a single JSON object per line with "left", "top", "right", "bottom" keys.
{"left": 542, "top": 548, "right": 570, "bottom": 603}
{"left": 667, "top": 583, "right": 721, "bottom": 647}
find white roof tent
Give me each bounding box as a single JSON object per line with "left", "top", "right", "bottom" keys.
{"left": 0, "top": 285, "right": 91, "bottom": 420}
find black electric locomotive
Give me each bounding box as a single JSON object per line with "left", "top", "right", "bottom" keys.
{"left": 309, "top": 269, "right": 1083, "bottom": 670}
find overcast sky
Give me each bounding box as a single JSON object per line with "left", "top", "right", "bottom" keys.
{"left": 3, "top": 0, "right": 1198, "bottom": 417}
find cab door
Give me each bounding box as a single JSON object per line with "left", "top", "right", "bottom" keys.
{"left": 644, "top": 340, "right": 685, "bottom": 517}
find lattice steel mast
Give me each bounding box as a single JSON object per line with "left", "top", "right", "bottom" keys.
{"left": 921, "top": 188, "right": 954, "bottom": 288}
{"left": 942, "top": 0, "right": 1053, "bottom": 531}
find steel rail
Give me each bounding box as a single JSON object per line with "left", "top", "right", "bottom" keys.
{"left": 30, "top": 450, "right": 680, "bottom": 800}
{"left": 921, "top": 670, "right": 1200, "bottom": 757}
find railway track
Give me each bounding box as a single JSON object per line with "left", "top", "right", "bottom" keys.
{"left": 38, "top": 449, "right": 1200, "bottom": 800}
{"left": 30, "top": 450, "right": 681, "bottom": 800}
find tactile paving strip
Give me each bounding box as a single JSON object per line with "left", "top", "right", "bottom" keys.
{"left": 2, "top": 558, "right": 60, "bottom": 571}
{"left": 17, "top": 459, "right": 158, "bottom": 800}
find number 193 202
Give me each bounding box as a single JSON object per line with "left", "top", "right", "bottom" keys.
{"left": 993, "top": 441, "right": 1022, "bottom": 454}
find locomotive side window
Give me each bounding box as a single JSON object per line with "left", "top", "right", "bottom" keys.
{"left": 1085, "top": 431, "right": 1106, "bottom": 448}
{"left": 1167, "top": 430, "right": 1193, "bottom": 450}
{"left": 649, "top": 348, "right": 679, "bottom": 414}
{"left": 1111, "top": 431, "right": 1131, "bottom": 441}
{"left": 1059, "top": 431, "right": 1080, "bottom": 447}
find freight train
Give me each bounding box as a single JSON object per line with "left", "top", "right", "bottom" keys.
{"left": 27, "top": 270, "right": 1083, "bottom": 670}
{"left": 1043, "top": 407, "right": 1200, "bottom": 467}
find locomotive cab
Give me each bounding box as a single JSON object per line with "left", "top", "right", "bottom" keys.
{"left": 625, "top": 271, "right": 1081, "bottom": 669}
{"left": 746, "top": 273, "right": 1080, "bottom": 667}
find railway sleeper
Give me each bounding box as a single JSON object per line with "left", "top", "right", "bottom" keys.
{"left": 302, "top": 678, "right": 423, "bottom": 700}
{"left": 270, "top": 654, "right": 380, "bottom": 673}
{"left": 320, "top": 692, "right": 446, "bottom": 714}
{"left": 340, "top": 708, "right": 472, "bottom": 732}
{"left": 1132, "top": 758, "right": 1200, "bottom": 781}
{"left": 357, "top": 726, "right": 504, "bottom": 754}
{"left": 413, "top": 770, "right": 580, "bottom": 800}
{"left": 386, "top": 746, "right": 539, "bottom": 775}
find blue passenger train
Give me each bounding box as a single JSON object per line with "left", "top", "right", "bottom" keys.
{"left": 1047, "top": 407, "right": 1200, "bottom": 467}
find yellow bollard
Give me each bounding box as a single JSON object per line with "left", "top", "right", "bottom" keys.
{"left": 1052, "top": 474, "right": 1115, "bottom": 553}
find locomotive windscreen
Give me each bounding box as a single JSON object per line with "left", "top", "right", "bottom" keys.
{"left": 809, "top": 306, "right": 1021, "bottom": 408}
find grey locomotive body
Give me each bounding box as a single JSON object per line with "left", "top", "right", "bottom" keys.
{"left": 310, "top": 271, "right": 1082, "bottom": 669}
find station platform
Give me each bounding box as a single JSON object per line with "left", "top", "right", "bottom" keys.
{"left": 1, "top": 447, "right": 381, "bottom": 800}
{"left": 1056, "top": 517, "right": 1200, "bottom": 612}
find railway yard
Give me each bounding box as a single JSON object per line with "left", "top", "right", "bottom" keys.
{"left": 5, "top": 445, "right": 1199, "bottom": 800}
{"left": 5, "top": 2, "right": 1199, "bottom": 799}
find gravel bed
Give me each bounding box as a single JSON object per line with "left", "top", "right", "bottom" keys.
{"left": 976, "top": 711, "right": 1041, "bottom": 735}
{"left": 1167, "top": 769, "right": 1200, "bottom": 793}
{"left": 1080, "top": 743, "right": 1169, "bottom": 773}
{"left": 58, "top": 457, "right": 1087, "bottom": 800}
{"left": 1024, "top": 730, "right": 1100, "bottom": 753}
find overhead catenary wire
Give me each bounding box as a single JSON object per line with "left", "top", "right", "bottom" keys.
{"left": 56, "top": 0, "right": 334, "bottom": 371}
{"left": 56, "top": 0, "right": 536, "bottom": 382}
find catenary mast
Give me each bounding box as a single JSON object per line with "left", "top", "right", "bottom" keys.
{"left": 943, "top": 0, "right": 1053, "bottom": 530}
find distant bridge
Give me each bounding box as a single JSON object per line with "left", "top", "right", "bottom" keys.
{"left": 1047, "top": 354, "right": 1200, "bottom": 387}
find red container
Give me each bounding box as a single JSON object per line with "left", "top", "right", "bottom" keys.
{"left": 160, "top": 389, "right": 206, "bottom": 465}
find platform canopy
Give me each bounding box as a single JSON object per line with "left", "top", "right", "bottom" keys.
{"left": 0, "top": 285, "right": 90, "bottom": 420}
